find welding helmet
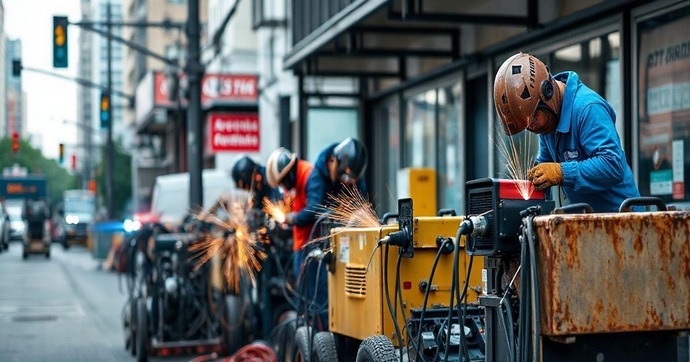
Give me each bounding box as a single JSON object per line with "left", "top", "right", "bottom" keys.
{"left": 494, "top": 53, "right": 562, "bottom": 135}
{"left": 231, "top": 156, "right": 258, "bottom": 190}
{"left": 332, "top": 138, "right": 368, "bottom": 184}
{"left": 266, "top": 147, "right": 298, "bottom": 189}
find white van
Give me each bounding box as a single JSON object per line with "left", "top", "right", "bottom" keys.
{"left": 151, "top": 169, "right": 234, "bottom": 226}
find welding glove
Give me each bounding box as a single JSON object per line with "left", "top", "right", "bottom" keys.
{"left": 528, "top": 162, "right": 563, "bottom": 191}
{"left": 285, "top": 212, "right": 296, "bottom": 225}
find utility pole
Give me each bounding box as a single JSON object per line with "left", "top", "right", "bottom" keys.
{"left": 106, "top": 2, "right": 114, "bottom": 219}
{"left": 187, "top": 0, "right": 203, "bottom": 209}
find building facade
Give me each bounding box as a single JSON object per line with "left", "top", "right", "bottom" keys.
{"left": 283, "top": 0, "right": 690, "bottom": 213}
{"left": 0, "top": 2, "right": 6, "bottom": 138}
{"left": 5, "top": 38, "right": 21, "bottom": 137}
{"left": 77, "top": 0, "right": 94, "bottom": 185}
{"left": 124, "top": 0, "right": 208, "bottom": 211}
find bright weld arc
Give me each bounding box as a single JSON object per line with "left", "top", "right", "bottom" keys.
{"left": 495, "top": 126, "right": 536, "bottom": 200}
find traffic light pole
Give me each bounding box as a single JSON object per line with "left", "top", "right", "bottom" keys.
{"left": 187, "top": 0, "right": 204, "bottom": 210}
{"left": 106, "top": 2, "right": 114, "bottom": 220}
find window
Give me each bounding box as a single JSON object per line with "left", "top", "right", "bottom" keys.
{"left": 438, "top": 82, "right": 464, "bottom": 211}
{"left": 375, "top": 101, "right": 401, "bottom": 213}
{"left": 637, "top": 6, "right": 690, "bottom": 206}
{"left": 306, "top": 108, "right": 359, "bottom": 163}
{"left": 405, "top": 90, "right": 436, "bottom": 168}
{"left": 551, "top": 32, "right": 622, "bottom": 141}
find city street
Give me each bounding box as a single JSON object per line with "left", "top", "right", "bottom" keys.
{"left": 0, "top": 241, "right": 187, "bottom": 362}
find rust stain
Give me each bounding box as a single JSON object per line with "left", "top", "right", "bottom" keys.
{"left": 633, "top": 234, "right": 643, "bottom": 253}
{"left": 534, "top": 212, "right": 690, "bottom": 336}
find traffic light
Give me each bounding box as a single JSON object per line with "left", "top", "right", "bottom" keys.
{"left": 12, "top": 59, "right": 21, "bottom": 77}
{"left": 100, "top": 92, "right": 110, "bottom": 129}
{"left": 53, "top": 16, "right": 68, "bottom": 68}
{"left": 59, "top": 143, "right": 64, "bottom": 163}
{"left": 11, "top": 132, "right": 19, "bottom": 156}
{"left": 71, "top": 154, "right": 76, "bottom": 171}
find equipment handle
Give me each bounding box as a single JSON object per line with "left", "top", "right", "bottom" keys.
{"left": 619, "top": 197, "right": 667, "bottom": 212}
{"left": 553, "top": 203, "right": 594, "bottom": 214}
{"left": 380, "top": 212, "right": 398, "bottom": 225}
{"left": 437, "top": 208, "right": 457, "bottom": 217}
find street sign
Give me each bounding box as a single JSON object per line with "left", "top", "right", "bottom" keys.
{"left": 207, "top": 113, "right": 260, "bottom": 153}
{"left": 100, "top": 92, "right": 110, "bottom": 129}
{"left": 53, "top": 16, "right": 69, "bottom": 68}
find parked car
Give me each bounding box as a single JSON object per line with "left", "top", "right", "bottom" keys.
{"left": 0, "top": 202, "right": 9, "bottom": 251}
{"left": 6, "top": 199, "right": 25, "bottom": 242}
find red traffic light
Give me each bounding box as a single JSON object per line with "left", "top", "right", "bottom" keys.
{"left": 11, "top": 132, "right": 19, "bottom": 156}
{"left": 71, "top": 154, "right": 77, "bottom": 171}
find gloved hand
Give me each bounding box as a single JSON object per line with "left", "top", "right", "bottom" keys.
{"left": 285, "top": 212, "right": 296, "bottom": 225}
{"left": 528, "top": 163, "right": 563, "bottom": 191}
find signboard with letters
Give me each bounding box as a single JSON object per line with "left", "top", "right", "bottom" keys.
{"left": 207, "top": 113, "right": 260, "bottom": 153}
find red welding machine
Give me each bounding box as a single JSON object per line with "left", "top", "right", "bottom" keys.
{"left": 465, "top": 178, "right": 554, "bottom": 256}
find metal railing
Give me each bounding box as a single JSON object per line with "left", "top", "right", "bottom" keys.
{"left": 291, "top": 0, "right": 358, "bottom": 45}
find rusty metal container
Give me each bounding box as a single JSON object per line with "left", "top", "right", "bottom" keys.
{"left": 532, "top": 211, "right": 690, "bottom": 336}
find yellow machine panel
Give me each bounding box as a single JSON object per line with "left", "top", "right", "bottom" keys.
{"left": 328, "top": 216, "right": 484, "bottom": 346}
{"left": 397, "top": 168, "right": 437, "bottom": 217}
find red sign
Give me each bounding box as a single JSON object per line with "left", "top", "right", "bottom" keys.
{"left": 208, "top": 113, "right": 260, "bottom": 152}
{"left": 153, "top": 73, "right": 258, "bottom": 108}
{"left": 201, "top": 74, "right": 258, "bottom": 105}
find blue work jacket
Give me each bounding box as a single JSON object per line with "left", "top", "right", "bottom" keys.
{"left": 294, "top": 143, "right": 368, "bottom": 226}
{"left": 535, "top": 72, "right": 640, "bottom": 213}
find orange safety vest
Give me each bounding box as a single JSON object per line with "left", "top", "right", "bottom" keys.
{"left": 292, "top": 160, "right": 314, "bottom": 251}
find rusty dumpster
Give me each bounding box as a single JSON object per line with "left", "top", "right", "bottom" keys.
{"left": 533, "top": 211, "right": 690, "bottom": 336}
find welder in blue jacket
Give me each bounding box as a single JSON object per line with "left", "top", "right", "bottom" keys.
{"left": 494, "top": 53, "right": 639, "bottom": 212}
{"left": 286, "top": 137, "right": 369, "bottom": 227}
{"left": 288, "top": 137, "right": 369, "bottom": 331}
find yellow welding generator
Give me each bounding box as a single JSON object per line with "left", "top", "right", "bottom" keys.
{"left": 307, "top": 199, "right": 485, "bottom": 361}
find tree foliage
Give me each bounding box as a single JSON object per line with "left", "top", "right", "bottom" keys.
{"left": 0, "top": 137, "right": 77, "bottom": 203}
{"left": 96, "top": 141, "right": 132, "bottom": 219}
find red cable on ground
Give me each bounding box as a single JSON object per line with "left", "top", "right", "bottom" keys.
{"left": 228, "top": 343, "right": 278, "bottom": 362}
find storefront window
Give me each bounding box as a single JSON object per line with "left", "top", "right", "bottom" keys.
{"left": 375, "top": 101, "right": 401, "bottom": 214}
{"left": 405, "top": 90, "right": 437, "bottom": 168}
{"left": 552, "top": 31, "right": 623, "bottom": 141}
{"left": 306, "top": 108, "right": 359, "bottom": 163}
{"left": 438, "top": 83, "right": 464, "bottom": 212}
{"left": 637, "top": 7, "right": 690, "bottom": 207}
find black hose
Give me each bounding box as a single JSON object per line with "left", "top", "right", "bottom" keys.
{"left": 525, "top": 217, "right": 540, "bottom": 362}
{"left": 395, "top": 252, "right": 421, "bottom": 359}
{"left": 458, "top": 254, "right": 474, "bottom": 362}
{"left": 518, "top": 228, "right": 531, "bottom": 362}
{"left": 383, "top": 244, "right": 404, "bottom": 362}
{"left": 501, "top": 295, "right": 516, "bottom": 362}
{"left": 415, "top": 237, "right": 450, "bottom": 361}
{"left": 443, "top": 238, "right": 460, "bottom": 361}
{"left": 444, "top": 221, "right": 471, "bottom": 361}
{"left": 307, "top": 259, "right": 323, "bottom": 362}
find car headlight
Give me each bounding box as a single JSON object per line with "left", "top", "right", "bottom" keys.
{"left": 66, "top": 215, "right": 80, "bottom": 225}
{"left": 124, "top": 219, "right": 141, "bottom": 233}
{"left": 11, "top": 221, "right": 24, "bottom": 231}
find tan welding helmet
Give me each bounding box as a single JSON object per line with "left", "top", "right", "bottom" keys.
{"left": 494, "top": 53, "right": 561, "bottom": 135}
{"left": 266, "top": 147, "right": 297, "bottom": 188}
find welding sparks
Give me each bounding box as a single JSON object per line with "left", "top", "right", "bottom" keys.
{"left": 263, "top": 197, "right": 292, "bottom": 224}
{"left": 318, "top": 185, "right": 381, "bottom": 229}
{"left": 495, "top": 127, "right": 537, "bottom": 200}
{"left": 190, "top": 192, "right": 266, "bottom": 292}
{"left": 301, "top": 185, "right": 381, "bottom": 248}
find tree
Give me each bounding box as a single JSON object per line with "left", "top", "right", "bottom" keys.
{"left": 0, "top": 137, "right": 77, "bottom": 203}
{"left": 96, "top": 141, "right": 132, "bottom": 219}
